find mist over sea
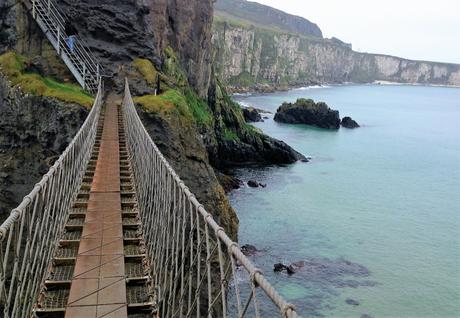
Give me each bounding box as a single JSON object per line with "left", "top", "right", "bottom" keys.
{"left": 230, "top": 84, "right": 460, "bottom": 317}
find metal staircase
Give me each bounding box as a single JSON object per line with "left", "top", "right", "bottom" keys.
{"left": 22, "top": 0, "right": 103, "bottom": 94}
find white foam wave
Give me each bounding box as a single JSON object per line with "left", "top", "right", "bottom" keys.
{"left": 294, "top": 85, "right": 331, "bottom": 91}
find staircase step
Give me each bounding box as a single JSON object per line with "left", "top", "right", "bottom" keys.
{"left": 122, "top": 206, "right": 139, "bottom": 215}
{"left": 35, "top": 287, "right": 69, "bottom": 314}
{"left": 125, "top": 261, "right": 148, "bottom": 281}
{"left": 61, "top": 229, "right": 82, "bottom": 242}
{"left": 127, "top": 284, "right": 154, "bottom": 309}
{"left": 123, "top": 216, "right": 140, "bottom": 227}
{"left": 123, "top": 229, "right": 141, "bottom": 241}
{"left": 124, "top": 243, "right": 146, "bottom": 258}
{"left": 55, "top": 243, "right": 79, "bottom": 260}
{"left": 45, "top": 265, "right": 74, "bottom": 286}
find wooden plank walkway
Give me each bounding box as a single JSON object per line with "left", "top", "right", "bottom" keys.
{"left": 66, "top": 97, "right": 127, "bottom": 318}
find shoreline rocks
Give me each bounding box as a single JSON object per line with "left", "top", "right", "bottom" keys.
{"left": 242, "top": 107, "right": 263, "bottom": 122}
{"left": 274, "top": 98, "right": 340, "bottom": 129}
{"left": 241, "top": 244, "right": 258, "bottom": 256}
{"left": 247, "top": 180, "right": 267, "bottom": 188}
{"left": 216, "top": 173, "right": 243, "bottom": 193}
{"left": 274, "top": 263, "right": 296, "bottom": 275}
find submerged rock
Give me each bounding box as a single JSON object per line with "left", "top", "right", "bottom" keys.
{"left": 341, "top": 116, "right": 360, "bottom": 128}
{"left": 217, "top": 173, "right": 243, "bottom": 193}
{"left": 274, "top": 98, "right": 340, "bottom": 129}
{"left": 241, "top": 244, "right": 258, "bottom": 256}
{"left": 273, "top": 263, "right": 296, "bottom": 275}
{"left": 346, "top": 298, "right": 360, "bottom": 306}
{"left": 247, "top": 180, "right": 266, "bottom": 188}
{"left": 247, "top": 180, "right": 259, "bottom": 188}
{"left": 242, "top": 107, "right": 263, "bottom": 122}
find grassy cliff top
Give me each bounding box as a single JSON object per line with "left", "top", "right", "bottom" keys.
{"left": 214, "top": 0, "right": 322, "bottom": 38}
{"left": 0, "top": 52, "right": 94, "bottom": 108}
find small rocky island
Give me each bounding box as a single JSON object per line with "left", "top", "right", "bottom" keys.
{"left": 274, "top": 98, "right": 359, "bottom": 129}
{"left": 341, "top": 116, "right": 360, "bottom": 128}
{"left": 274, "top": 98, "right": 341, "bottom": 129}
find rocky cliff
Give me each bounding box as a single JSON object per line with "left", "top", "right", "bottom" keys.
{"left": 0, "top": 74, "right": 87, "bottom": 222}
{"left": 213, "top": 3, "right": 460, "bottom": 90}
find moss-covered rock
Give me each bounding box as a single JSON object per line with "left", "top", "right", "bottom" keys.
{"left": 0, "top": 74, "right": 88, "bottom": 222}
{"left": 0, "top": 52, "right": 93, "bottom": 107}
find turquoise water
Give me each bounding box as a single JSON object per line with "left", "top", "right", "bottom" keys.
{"left": 230, "top": 85, "right": 460, "bottom": 317}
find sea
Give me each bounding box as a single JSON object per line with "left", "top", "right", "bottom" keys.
{"left": 229, "top": 84, "right": 460, "bottom": 317}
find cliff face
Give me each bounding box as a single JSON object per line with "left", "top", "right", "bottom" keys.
{"left": 54, "top": 0, "right": 214, "bottom": 99}
{"left": 0, "top": 74, "right": 87, "bottom": 222}
{"left": 213, "top": 16, "right": 460, "bottom": 89}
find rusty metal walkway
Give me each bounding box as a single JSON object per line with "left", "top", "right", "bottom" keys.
{"left": 34, "top": 97, "right": 154, "bottom": 318}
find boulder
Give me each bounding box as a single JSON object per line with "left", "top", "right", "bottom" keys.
{"left": 247, "top": 180, "right": 259, "bottom": 188}
{"left": 274, "top": 98, "right": 340, "bottom": 129}
{"left": 341, "top": 116, "right": 360, "bottom": 128}
{"left": 247, "top": 180, "right": 266, "bottom": 188}
{"left": 217, "top": 172, "right": 243, "bottom": 193}
{"left": 241, "top": 244, "right": 258, "bottom": 256}
{"left": 273, "top": 263, "right": 296, "bottom": 275}
{"left": 242, "top": 107, "right": 263, "bottom": 122}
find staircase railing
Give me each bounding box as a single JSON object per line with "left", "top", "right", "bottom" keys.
{"left": 122, "top": 78, "right": 298, "bottom": 317}
{"left": 21, "top": 0, "right": 104, "bottom": 94}
{"left": 0, "top": 83, "right": 103, "bottom": 318}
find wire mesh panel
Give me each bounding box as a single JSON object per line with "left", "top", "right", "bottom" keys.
{"left": 122, "top": 79, "right": 298, "bottom": 318}
{"left": 0, "top": 83, "right": 103, "bottom": 318}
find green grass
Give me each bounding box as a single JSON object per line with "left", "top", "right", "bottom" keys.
{"left": 0, "top": 51, "right": 93, "bottom": 107}
{"left": 134, "top": 88, "right": 213, "bottom": 127}
{"left": 134, "top": 89, "right": 189, "bottom": 118}
{"left": 132, "top": 58, "right": 158, "bottom": 85}
{"left": 184, "top": 89, "right": 212, "bottom": 126}
{"left": 223, "top": 126, "right": 239, "bottom": 141}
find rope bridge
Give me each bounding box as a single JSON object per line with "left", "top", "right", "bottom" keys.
{"left": 0, "top": 79, "right": 298, "bottom": 317}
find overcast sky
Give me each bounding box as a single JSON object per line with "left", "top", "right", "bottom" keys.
{"left": 251, "top": 0, "right": 460, "bottom": 64}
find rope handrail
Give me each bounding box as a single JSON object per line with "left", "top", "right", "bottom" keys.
{"left": 0, "top": 82, "right": 103, "bottom": 318}
{"left": 122, "top": 78, "right": 298, "bottom": 317}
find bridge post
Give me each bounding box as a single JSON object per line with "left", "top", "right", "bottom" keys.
{"left": 32, "top": 0, "right": 36, "bottom": 18}
{"left": 47, "top": 0, "right": 51, "bottom": 13}
{"left": 83, "top": 65, "right": 87, "bottom": 90}
{"left": 57, "top": 26, "right": 61, "bottom": 55}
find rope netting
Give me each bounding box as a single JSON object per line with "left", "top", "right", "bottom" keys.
{"left": 122, "top": 79, "right": 298, "bottom": 318}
